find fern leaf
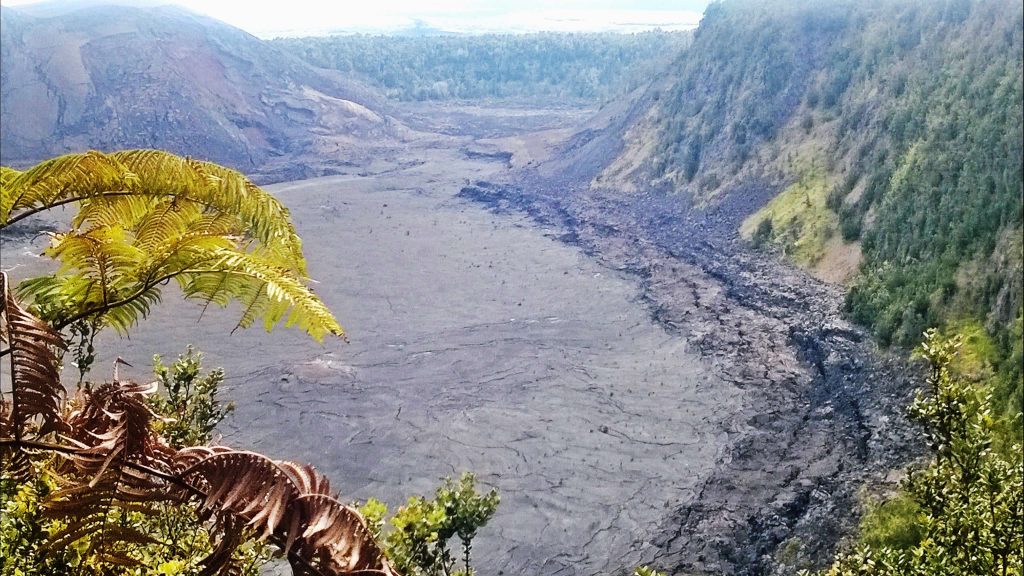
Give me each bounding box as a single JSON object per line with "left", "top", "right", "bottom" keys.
{"left": 0, "top": 272, "right": 68, "bottom": 439}
{"left": 4, "top": 150, "right": 343, "bottom": 342}
{"left": 176, "top": 447, "right": 397, "bottom": 576}
{"left": 0, "top": 399, "right": 33, "bottom": 479}
{"left": 44, "top": 379, "right": 176, "bottom": 567}
{"left": 107, "top": 150, "right": 306, "bottom": 267}
{"left": 195, "top": 249, "right": 343, "bottom": 341}
{"left": 0, "top": 150, "right": 137, "bottom": 225}
{"left": 73, "top": 192, "right": 163, "bottom": 232}
{"left": 279, "top": 460, "right": 334, "bottom": 497}
{"left": 291, "top": 493, "right": 395, "bottom": 575}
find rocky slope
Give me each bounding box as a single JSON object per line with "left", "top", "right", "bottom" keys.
{"left": 585, "top": 0, "right": 1023, "bottom": 413}
{"left": 0, "top": 3, "right": 400, "bottom": 182}
{"left": 459, "top": 169, "right": 921, "bottom": 573}
{"left": 452, "top": 5, "right": 1022, "bottom": 568}
{"left": 446, "top": 7, "right": 944, "bottom": 572}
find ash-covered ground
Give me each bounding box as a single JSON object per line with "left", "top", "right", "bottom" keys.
{"left": 1, "top": 104, "right": 918, "bottom": 576}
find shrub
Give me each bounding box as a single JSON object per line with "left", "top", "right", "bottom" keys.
{"left": 806, "top": 330, "right": 1024, "bottom": 576}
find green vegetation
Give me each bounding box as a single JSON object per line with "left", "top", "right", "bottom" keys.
{"left": 646, "top": 0, "right": 1023, "bottom": 430}
{"left": 275, "top": 31, "right": 689, "bottom": 103}
{"left": 807, "top": 330, "right": 1023, "bottom": 575}
{"left": 0, "top": 150, "right": 503, "bottom": 576}
{"left": 855, "top": 491, "right": 925, "bottom": 551}
{"left": 740, "top": 162, "right": 836, "bottom": 267}
{"left": 838, "top": 0, "right": 1023, "bottom": 355}
{"left": 646, "top": 0, "right": 825, "bottom": 182}
{"left": 360, "top": 473, "right": 499, "bottom": 576}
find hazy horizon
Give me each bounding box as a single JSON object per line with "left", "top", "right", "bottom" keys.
{"left": 0, "top": 0, "right": 709, "bottom": 37}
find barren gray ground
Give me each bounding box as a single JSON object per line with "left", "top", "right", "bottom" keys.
{"left": 1, "top": 96, "right": 918, "bottom": 575}
{"left": 243, "top": 153, "right": 741, "bottom": 575}
{"left": 0, "top": 145, "right": 757, "bottom": 575}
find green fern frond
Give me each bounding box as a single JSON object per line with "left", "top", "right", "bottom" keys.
{"left": 3, "top": 150, "right": 343, "bottom": 342}
{"left": 99, "top": 286, "right": 165, "bottom": 335}
{"left": 73, "top": 192, "right": 164, "bottom": 232}
{"left": 132, "top": 200, "right": 202, "bottom": 252}
{"left": 179, "top": 249, "right": 343, "bottom": 342}
{"left": 108, "top": 150, "right": 306, "bottom": 270}
{"left": 0, "top": 166, "right": 23, "bottom": 219}
{"left": 0, "top": 150, "right": 138, "bottom": 225}
{"left": 2, "top": 150, "right": 303, "bottom": 267}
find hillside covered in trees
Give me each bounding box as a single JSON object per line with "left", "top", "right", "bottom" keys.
{"left": 274, "top": 31, "right": 690, "bottom": 103}
{"left": 593, "top": 0, "right": 1023, "bottom": 424}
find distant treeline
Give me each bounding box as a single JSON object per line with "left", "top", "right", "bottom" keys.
{"left": 273, "top": 31, "right": 690, "bottom": 102}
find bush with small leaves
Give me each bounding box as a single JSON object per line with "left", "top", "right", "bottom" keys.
{"left": 366, "top": 473, "right": 500, "bottom": 576}
{"left": 149, "top": 346, "right": 234, "bottom": 448}
{"left": 806, "top": 330, "right": 1023, "bottom": 576}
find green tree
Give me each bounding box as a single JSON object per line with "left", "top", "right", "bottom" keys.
{"left": 273, "top": 31, "right": 689, "bottom": 103}
{"left": 808, "top": 329, "right": 1023, "bottom": 576}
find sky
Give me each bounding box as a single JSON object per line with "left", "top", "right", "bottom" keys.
{"left": 0, "top": 0, "right": 711, "bottom": 37}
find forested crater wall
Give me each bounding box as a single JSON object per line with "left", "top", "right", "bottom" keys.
{"left": 583, "top": 0, "right": 1022, "bottom": 423}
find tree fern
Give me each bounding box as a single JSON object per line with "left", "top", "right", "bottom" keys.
{"left": 0, "top": 149, "right": 342, "bottom": 342}
{"left": 1, "top": 288, "right": 396, "bottom": 576}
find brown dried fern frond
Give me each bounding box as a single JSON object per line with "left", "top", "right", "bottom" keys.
{"left": 44, "top": 377, "right": 177, "bottom": 567}
{"left": 279, "top": 459, "right": 334, "bottom": 497}
{"left": 63, "top": 380, "right": 175, "bottom": 470}
{"left": 0, "top": 271, "right": 68, "bottom": 440}
{"left": 0, "top": 398, "right": 32, "bottom": 479}
{"left": 178, "top": 449, "right": 297, "bottom": 540}
{"left": 290, "top": 493, "right": 397, "bottom": 576}
{"left": 177, "top": 448, "right": 398, "bottom": 576}
{"left": 196, "top": 514, "right": 249, "bottom": 576}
